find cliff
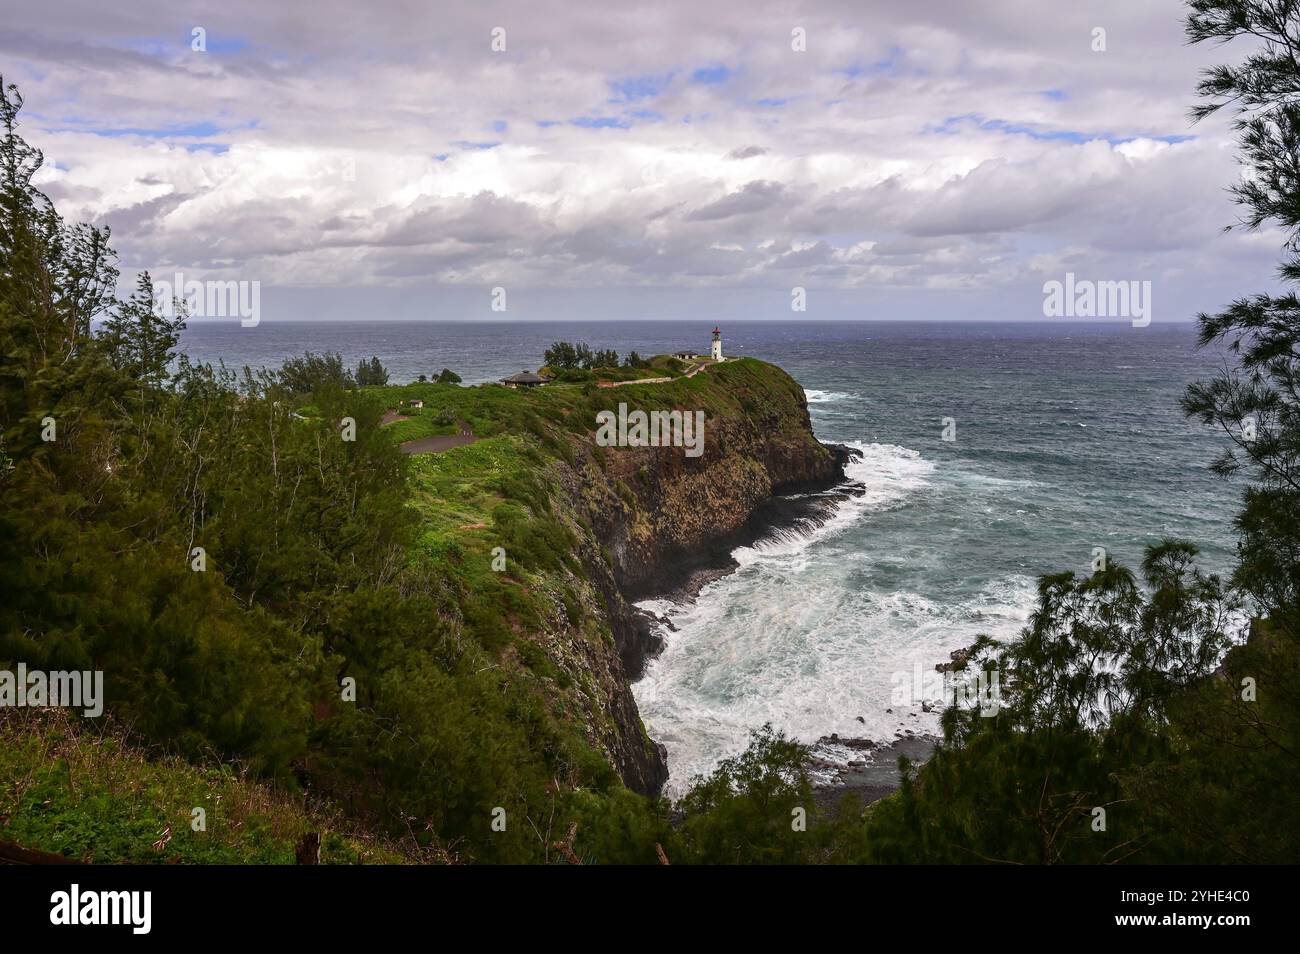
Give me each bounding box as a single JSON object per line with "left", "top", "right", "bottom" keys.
{"left": 510, "top": 358, "right": 847, "bottom": 793}
{"left": 378, "top": 357, "right": 847, "bottom": 798}
{"left": 0, "top": 355, "right": 850, "bottom": 863}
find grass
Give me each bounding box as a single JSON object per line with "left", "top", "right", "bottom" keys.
{"left": 0, "top": 354, "right": 823, "bottom": 865}
{"left": 0, "top": 709, "right": 426, "bottom": 864}
{"left": 374, "top": 355, "right": 821, "bottom": 603}
{"left": 405, "top": 435, "right": 528, "bottom": 550}
{"left": 364, "top": 356, "right": 789, "bottom": 444}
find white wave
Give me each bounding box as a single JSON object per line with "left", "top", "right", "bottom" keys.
{"left": 635, "top": 571, "right": 1037, "bottom": 800}
{"left": 627, "top": 438, "right": 1053, "bottom": 800}
{"left": 733, "top": 441, "right": 934, "bottom": 566}
{"left": 803, "top": 389, "right": 852, "bottom": 404}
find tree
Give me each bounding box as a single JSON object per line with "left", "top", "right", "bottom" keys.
{"left": 544, "top": 341, "right": 579, "bottom": 369}
{"left": 355, "top": 355, "right": 388, "bottom": 387}
{"left": 857, "top": 0, "right": 1300, "bottom": 865}
{"left": 436, "top": 368, "right": 461, "bottom": 384}
{"left": 855, "top": 543, "right": 1243, "bottom": 864}
{"left": 543, "top": 341, "right": 620, "bottom": 370}
{"left": 279, "top": 351, "right": 354, "bottom": 394}
{"left": 1182, "top": 0, "right": 1300, "bottom": 644}
{"left": 100, "top": 272, "right": 186, "bottom": 402}
{"left": 0, "top": 77, "right": 118, "bottom": 462}
{"left": 677, "top": 725, "right": 820, "bottom": 864}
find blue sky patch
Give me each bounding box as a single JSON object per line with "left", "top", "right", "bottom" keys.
{"left": 571, "top": 116, "right": 629, "bottom": 129}
{"left": 49, "top": 120, "right": 226, "bottom": 138}
{"left": 691, "top": 65, "right": 732, "bottom": 85}
{"left": 929, "top": 114, "right": 1197, "bottom": 147}
{"left": 609, "top": 73, "right": 674, "bottom": 102}
{"left": 835, "top": 48, "right": 906, "bottom": 79}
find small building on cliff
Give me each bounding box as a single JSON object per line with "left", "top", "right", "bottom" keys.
{"left": 501, "top": 370, "right": 547, "bottom": 388}
{"left": 675, "top": 328, "right": 724, "bottom": 362}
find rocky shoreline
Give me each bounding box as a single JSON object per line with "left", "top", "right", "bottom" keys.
{"left": 809, "top": 734, "right": 938, "bottom": 814}
{"left": 550, "top": 363, "right": 862, "bottom": 796}
{"left": 621, "top": 439, "right": 965, "bottom": 809}
{"left": 615, "top": 440, "right": 945, "bottom": 805}
{"left": 805, "top": 642, "right": 989, "bottom": 809}
{"left": 625, "top": 442, "right": 865, "bottom": 675}
{"left": 623, "top": 442, "right": 863, "bottom": 600}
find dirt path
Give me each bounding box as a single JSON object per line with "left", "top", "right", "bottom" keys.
{"left": 401, "top": 419, "right": 477, "bottom": 455}
{"left": 400, "top": 433, "right": 478, "bottom": 455}
{"left": 598, "top": 362, "right": 710, "bottom": 388}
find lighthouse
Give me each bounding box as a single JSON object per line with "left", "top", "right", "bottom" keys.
{"left": 711, "top": 326, "right": 723, "bottom": 361}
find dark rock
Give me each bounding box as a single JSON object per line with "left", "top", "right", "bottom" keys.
{"left": 545, "top": 363, "right": 853, "bottom": 799}
{"left": 936, "top": 645, "right": 973, "bottom": 673}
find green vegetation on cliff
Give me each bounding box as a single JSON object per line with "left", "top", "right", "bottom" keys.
{"left": 0, "top": 70, "right": 834, "bottom": 861}
{"left": 0, "top": 710, "right": 419, "bottom": 864}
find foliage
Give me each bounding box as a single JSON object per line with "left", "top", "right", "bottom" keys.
{"left": 0, "top": 78, "right": 661, "bottom": 863}
{"left": 544, "top": 341, "right": 619, "bottom": 370}
{"left": 279, "top": 350, "right": 354, "bottom": 394}
{"left": 676, "top": 725, "right": 822, "bottom": 864}
{"left": 355, "top": 355, "right": 389, "bottom": 387}
{"left": 850, "top": 0, "right": 1300, "bottom": 865}
{"left": 0, "top": 709, "right": 420, "bottom": 864}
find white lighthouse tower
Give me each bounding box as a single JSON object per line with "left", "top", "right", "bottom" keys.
{"left": 711, "top": 326, "right": 723, "bottom": 361}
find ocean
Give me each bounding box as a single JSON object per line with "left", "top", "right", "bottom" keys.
{"left": 178, "top": 319, "right": 1242, "bottom": 795}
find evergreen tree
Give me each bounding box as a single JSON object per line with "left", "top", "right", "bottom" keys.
{"left": 279, "top": 351, "right": 354, "bottom": 394}
{"left": 1182, "top": 0, "right": 1300, "bottom": 643}
{"left": 544, "top": 341, "right": 579, "bottom": 368}
{"left": 355, "top": 355, "right": 389, "bottom": 387}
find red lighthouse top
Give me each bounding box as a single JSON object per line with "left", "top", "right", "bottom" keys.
{"left": 712, "top": 326, "right": 720, "bottom": 334}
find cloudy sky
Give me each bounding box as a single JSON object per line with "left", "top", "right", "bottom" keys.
{"left": 0, "top": 0, "right": 1284, "bottom": 321}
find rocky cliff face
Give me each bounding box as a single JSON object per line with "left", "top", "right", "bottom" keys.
{"left": 545, "top": 359, "right": 848, "bottom": 796}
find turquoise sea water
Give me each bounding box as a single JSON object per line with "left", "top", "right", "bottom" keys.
{"left": 179, "top": 319, "right": 1242, "bottom": 792}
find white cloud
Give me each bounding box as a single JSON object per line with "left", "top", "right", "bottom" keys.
{"left": 0, "top": 0, "right": 1284, "bottom": 318}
